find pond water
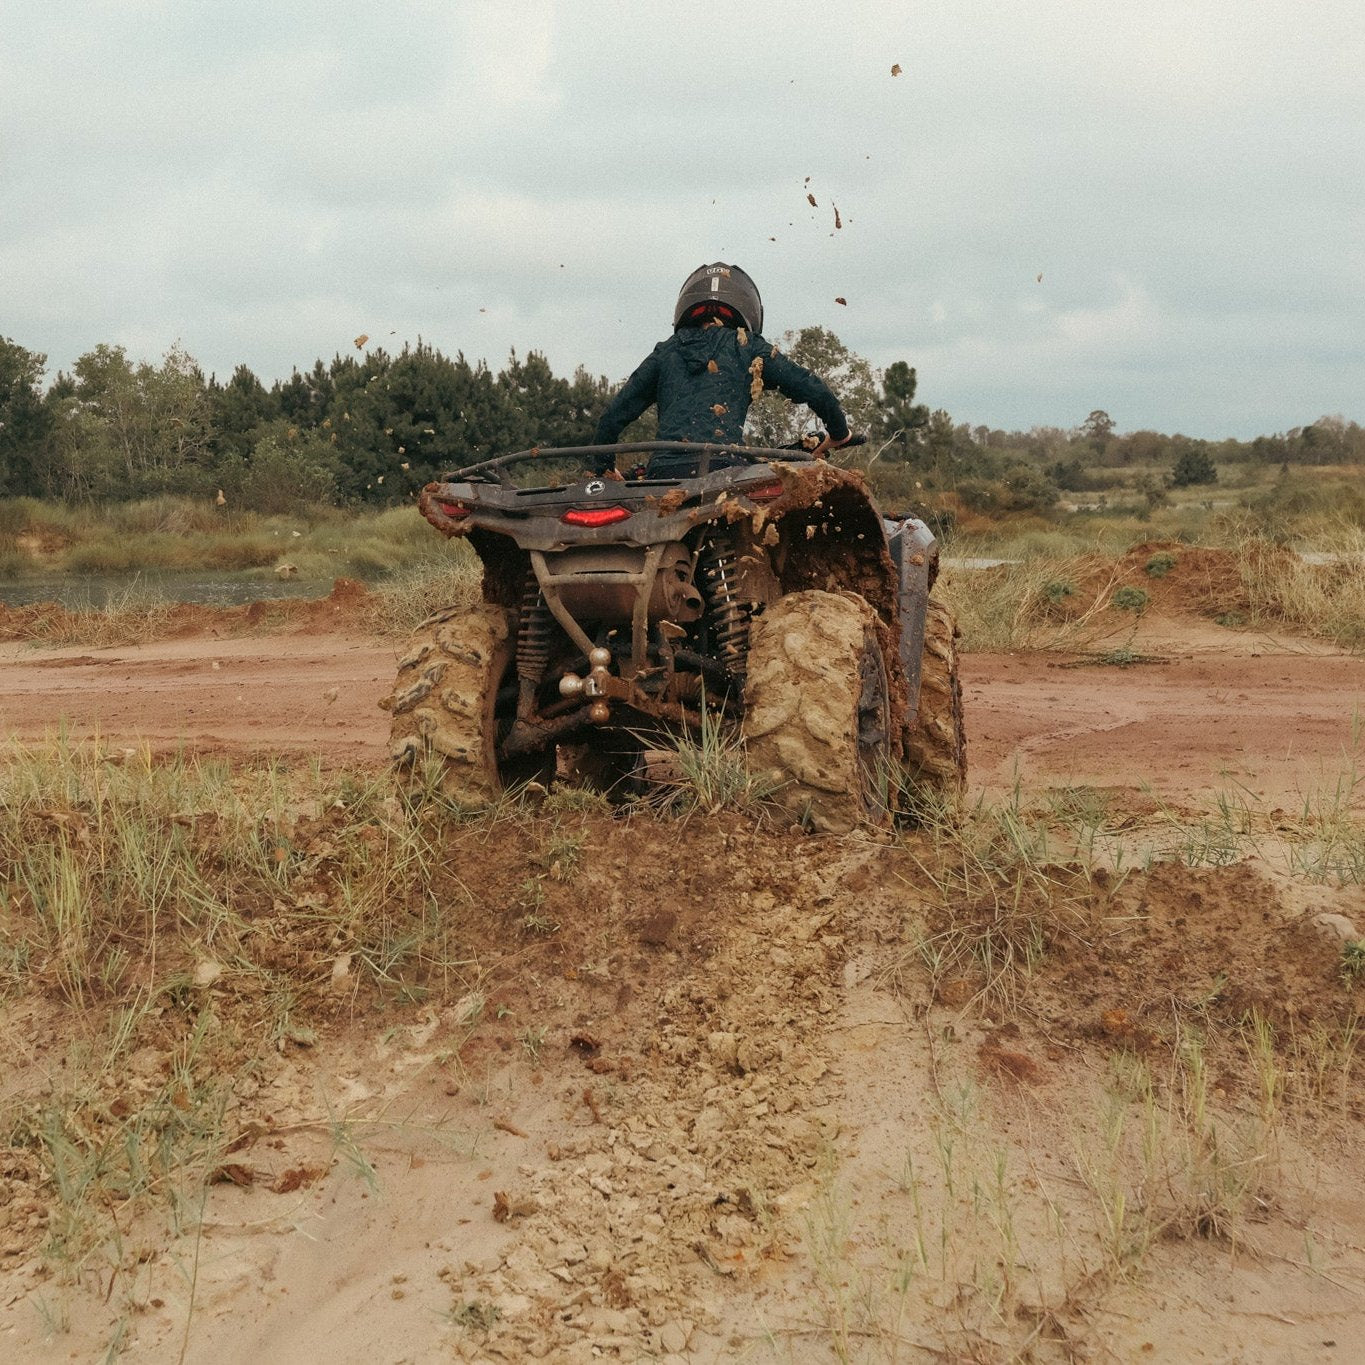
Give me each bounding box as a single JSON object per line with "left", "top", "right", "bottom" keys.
{"left": 1298, "top": 550, "right": 1365, "bottom": 566}
{"left": 2, "top": 562, "right": 1017, "bottom": 610}
{"left": 2, "top": 550, "right": 1354, "bottom": 611}
{"left": 0, "top": 571, "right": 340, "bottom": 609}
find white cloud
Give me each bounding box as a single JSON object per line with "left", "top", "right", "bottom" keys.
{"left": 1, "top": 0, "right": 1361, "bottom": 435}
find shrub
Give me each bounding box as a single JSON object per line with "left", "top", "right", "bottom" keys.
{"left": 0, "top": 500, "right": 29, "bottom": 540}
{"left": 222, "top": 424, "right": 344, "bottom": 515}
{"left": 1145, "top": 551, "right": 1177, "bottom": 578}
{"left": 1171, "top": 449, "right": 1218, "bottom": 487}
{"left": 1112, "top": 586, "right": 1150, "bottom": 614}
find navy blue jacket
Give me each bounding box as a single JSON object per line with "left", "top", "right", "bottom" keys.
{"left": 595, "top": 326, "right": 849, "bottom": 474}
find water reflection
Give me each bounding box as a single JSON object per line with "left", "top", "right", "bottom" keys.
{"left": 0, "top": 572, "right": 338, "bottom": 609}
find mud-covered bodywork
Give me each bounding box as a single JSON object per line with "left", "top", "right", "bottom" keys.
{"left": 412, "top": 440, "right": 940, "bottom": 774}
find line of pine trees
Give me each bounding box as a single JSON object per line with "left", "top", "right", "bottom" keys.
{"left": 0, "top": 336, "right": 616, "bottom": 509}
{"left": 2, "top": 332, "right": 1360, "bottom": 514}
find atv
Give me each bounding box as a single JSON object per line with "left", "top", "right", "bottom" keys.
{"left": 380, "top": 439, "right": 965, "bottom": 832}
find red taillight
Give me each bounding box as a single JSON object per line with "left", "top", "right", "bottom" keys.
{"left": 561, "top": 506, "right": 631, "bottom": 527}
{"left": 744, "top": 480, "right": 785, "bottom": 502}
{"left": 437, "top": 500, "right": 470, "bottom": 519}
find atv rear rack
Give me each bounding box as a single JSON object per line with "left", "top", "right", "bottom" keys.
{"left": 446, "top": 440, "right": 824, "bottom": 486}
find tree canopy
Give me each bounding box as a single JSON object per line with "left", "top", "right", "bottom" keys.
{"left": 0, "top": 328, "right": 1358, "bottom": 513}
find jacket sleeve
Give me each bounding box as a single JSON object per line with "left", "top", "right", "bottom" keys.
{"left": 757, "top": 347, "right": 850, "bottom": 442}
{"left": 594, "top": 348, "right": 661, "bottom": 444}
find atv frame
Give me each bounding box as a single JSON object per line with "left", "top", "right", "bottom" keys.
{"left": 383, "top": 440, "right": 964, "bottom": 830}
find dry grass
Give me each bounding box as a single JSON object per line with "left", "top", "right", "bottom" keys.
{"left": 940, "top": 529, "right": 1365, "bottom": 653}
{"left": 7, "top": 583, "right": 180, "bottom": 648}
{"left": 938, "top": 553, "right": 1124, "bottom": 652}
{"left": 1232, "top": 527, "right": 1365, "bottom": 647}
{"left": 0, "top": 740, "right": 490, "bottom": 1269}
{"left": 360, "top": 544, "right": 482, "bottom": 636}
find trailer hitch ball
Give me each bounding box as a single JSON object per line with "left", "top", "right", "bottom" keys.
{"left": 559, "top": 647, "right": 615, "bottom": 702}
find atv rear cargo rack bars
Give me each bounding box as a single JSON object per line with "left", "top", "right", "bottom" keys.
{"left": 444, "top": 440, "right": 829, "bottom": 486}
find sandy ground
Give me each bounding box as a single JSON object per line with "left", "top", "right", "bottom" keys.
{"left": 2, "top": 607, "right": 1364, "bottom": 1363}
{"left": 2, "top": 614, "right": 1362, "bottom": 806}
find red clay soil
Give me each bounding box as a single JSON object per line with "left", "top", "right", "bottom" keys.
{"left": 1, "top": 607, "right": 1361, "bottom": 805}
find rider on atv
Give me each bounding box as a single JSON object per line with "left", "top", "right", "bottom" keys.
{"left": 594, "top": 263, "right": 855, "bottom": 478}
{"left": 387, "top": 264, "right": 965, "bottom": 829}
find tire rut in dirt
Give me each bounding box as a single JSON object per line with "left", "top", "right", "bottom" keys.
{"left": 743, "top": 589, "right": 890, "bottom": 835}
{"left": 904, "top": 595, "right": 966, "bottom": 799}
{"left": 380, "top": 602, "right": 512, "bottom": 805}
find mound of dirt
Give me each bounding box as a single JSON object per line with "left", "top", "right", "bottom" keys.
{"left": 1027, "top": 540, "right": 1269, "bottom": 627}
{"left": 1118, "top": 540, "right": 1257, "bottom": 615}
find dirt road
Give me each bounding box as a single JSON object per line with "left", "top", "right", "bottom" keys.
{"left": 4, "top": 605, "right": 1365, "bottom": 1363}
{"left": 2, "top": 620, "right": 1361, "bottom": 804}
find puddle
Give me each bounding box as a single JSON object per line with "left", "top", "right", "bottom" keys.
{"left": 0, "top": 571, "right": 338, "bottom": 609}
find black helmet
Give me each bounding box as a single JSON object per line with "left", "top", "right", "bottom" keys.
{"left": 673, "top": 263, "right": 763, "bottom": 333}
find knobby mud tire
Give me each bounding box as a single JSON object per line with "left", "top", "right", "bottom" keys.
{"left": 380, "top": 602, "right": 513, "bottom": 807}
{"left": 743, "top": 590, "right": 891, "bottom": 835}
{"left": 904, "top": 595, "right": 967, "bottom": 800}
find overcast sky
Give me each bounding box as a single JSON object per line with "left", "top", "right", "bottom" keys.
{"left": 3, "top": 1, "right": 1362, "bottom": 438}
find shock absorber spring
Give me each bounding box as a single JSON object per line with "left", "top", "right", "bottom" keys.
{"left": 517, "top": 579, "right": 554, "bottom": 685}
{"left": 699, "top": 538, "right": 751, "bottom": 677}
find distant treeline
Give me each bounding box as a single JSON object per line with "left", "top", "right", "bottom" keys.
{"left": 0, "top": 332, "right": 1360, "bottom": 514}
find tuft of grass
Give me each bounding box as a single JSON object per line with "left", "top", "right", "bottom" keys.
{"left": 1110, "top": 585, "right": 1149, "bottom": 614}
{"left": 896, "top": 786, "right": 1102, "bottom": 1017}
{"left": 13, "top": 581, "right": 177, "bottom": 648}
{"left": 652, "top": 705, "right": 779, "bottom": 816}
{"left": 1230, "top": 527, "right": 1365, "bottom": 647}
{"left": 937, "top": 551, "right": 1128, "bottom": 652}
{"left": 362, "top": 545, "right": 482, "bottom": 636}
{"left": 1341, "top": 940, "right": 1365, "bottom": 982}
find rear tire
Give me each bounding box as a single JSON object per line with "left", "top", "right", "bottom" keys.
{"left": 380, "top": 603, "right": 513, "bottom": 807}
{"left": 743, "top": 590, "right": 891, "bottom": 834}
{"left": 903, "top": 595, "right": 966, "bottom": 800}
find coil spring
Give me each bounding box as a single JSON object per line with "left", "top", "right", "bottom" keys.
{"left": 699, "top": 540, "right": 750, "bottom": 674}
{"left": 516, "top": 580, "right": 554, "bottom": 683}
